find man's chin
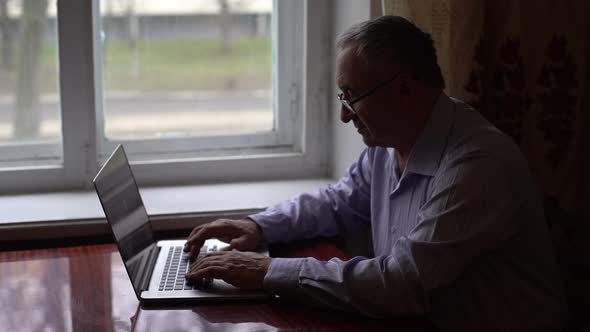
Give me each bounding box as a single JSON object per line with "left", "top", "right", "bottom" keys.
{"left": 361, "top": 134, "right": 376, "bottom": 146}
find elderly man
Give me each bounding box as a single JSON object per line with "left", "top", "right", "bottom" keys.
{"left": 184, "top": 16, "right": 567, "bottom": 331}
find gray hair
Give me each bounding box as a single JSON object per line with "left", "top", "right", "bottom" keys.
{"left": 337, "top": 15, "right": 445, "bottom": 89}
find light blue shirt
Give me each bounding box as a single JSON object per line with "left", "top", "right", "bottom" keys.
{"left": 250, "top": 94, "right": 567, "bottom": 331}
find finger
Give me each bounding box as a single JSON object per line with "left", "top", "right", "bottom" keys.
{"left": 186, "top": 227, "right": 216, "bottom": 257}
{"left": 229, "top": 234, "right": 250, "bottom": 250}
{"left": 187, "top": 224, "right": 204, "bottom": 242}
{"left": 188, "top": 253, "right": 226, "bottom": 273}
{"left": 184, "top": 226, "right": 206, "bottom": 254}
{"left": 186, "top": 266, "right": 226, "bottom": 281}
{"left": 187, "top": 257, "right": 228, "bottom": 274}
{"left": 186, "top": 223, "right": 217, "bottom": 246}
{"left": 183, "top": 225, "right": 205, "bottom": 252}
{"left": 202, "top": 251, "right": 226, "bottom": 257}
{"left": 188, "top": 229, "right": 207, "bottom": 258}
{"left": 218, "top": 236, "right": 232, "bottom": 244}
{"left": 188, "top": 258, "right": 206, "bottom": 274}
{"left": 186, "top": 220, "right": 233, "bottom": 249}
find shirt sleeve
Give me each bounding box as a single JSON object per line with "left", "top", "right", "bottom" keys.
{"left": 262, "top": 155, "right": 518, "bottom": 317}
{"left": 248, "top": 148, "right": 373, "bottom": 243}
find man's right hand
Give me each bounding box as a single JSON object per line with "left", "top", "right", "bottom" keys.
{"left": 183, "top": 218, "right": 263, "bottom": 258}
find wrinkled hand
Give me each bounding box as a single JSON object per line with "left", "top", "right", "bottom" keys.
{"left": 185, "top": 251, "right": 272, "bottom": 290}
{"left": 184, "top": 218, "right": 263, "bottom": 258}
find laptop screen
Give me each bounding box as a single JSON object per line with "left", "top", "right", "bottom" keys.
{"left": 93, "top": 145, "right": 155, "bottom": 293}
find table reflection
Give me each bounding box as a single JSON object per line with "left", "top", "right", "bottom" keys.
{"left": 0, "top": 256, "right": 72, "bottom": 332}
{"left": 135, "top": 308, "right": 279, "bottom": 332}
{"left": 0, "top": 243, "right": 435, "bottom": 332}
{"left": 0, "top": 245, "right": 140, "bottom": 332}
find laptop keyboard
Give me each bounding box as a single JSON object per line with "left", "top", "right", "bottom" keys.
{"left": 158, "top": 244, "right": 217, "bottom": 291}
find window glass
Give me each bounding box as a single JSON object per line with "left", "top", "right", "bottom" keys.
{"left": 0, "top": 0, "right": 61, "bottom": 152}
{"left": 100, "top": 0, "right": 273, "bottom": 140}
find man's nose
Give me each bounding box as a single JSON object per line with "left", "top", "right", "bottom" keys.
{"left": 340, "top": 106, "right": 355, "bottom": 123}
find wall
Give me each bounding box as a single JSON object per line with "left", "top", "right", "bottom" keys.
{"left": 330, "top": 0, "right": 381, "bottom": 179}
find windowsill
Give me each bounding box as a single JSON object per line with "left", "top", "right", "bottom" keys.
{"left": 0, "top": 178, "right": 333, "bottom": 241}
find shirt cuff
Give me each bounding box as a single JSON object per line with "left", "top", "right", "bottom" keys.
{"left": 248, "top": 211, "right": 283, "bottom": 243}
{"left": 263, "top": 257, "right": 305, "bottom": 295}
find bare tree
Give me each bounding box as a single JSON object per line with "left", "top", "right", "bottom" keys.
{"left": 218, "top": 0, "right": 231, "bottom": 54}
{"left": 126, "top": 0, "right": 139, "bottom": 78}
{"left": 14, "top": 0, "right": 48, "bottom": 140}
{"left": 0, "top": 0, "right": 15, "bottom": 70}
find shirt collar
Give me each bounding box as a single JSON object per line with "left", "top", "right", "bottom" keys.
{"left": 403, "top": 93, "right": 455, "bottom": 177}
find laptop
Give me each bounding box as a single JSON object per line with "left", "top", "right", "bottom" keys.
{"left": 93, "top": 144, "right": 270, "bottom": 303}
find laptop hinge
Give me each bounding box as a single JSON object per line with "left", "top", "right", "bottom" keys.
{"left": 139, "top": 243, "right": 160, "bottom": 291}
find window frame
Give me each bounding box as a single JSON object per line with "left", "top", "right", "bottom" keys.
{"left": 0, "top": 0, "right": 331, "bottom": 194}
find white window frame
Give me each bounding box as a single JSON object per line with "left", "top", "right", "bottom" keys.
{"left": 0, "top": 0, "right": 331, "bottom": 194}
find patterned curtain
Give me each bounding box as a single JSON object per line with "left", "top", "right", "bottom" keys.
{"left": 381, "top": 0, "right": 590, "bottom": 326}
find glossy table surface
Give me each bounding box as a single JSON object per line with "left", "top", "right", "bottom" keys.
{"left": 0, "top": 242, "right": 436, "bottom": 332}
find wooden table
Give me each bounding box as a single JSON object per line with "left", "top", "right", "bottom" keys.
{"left": 0, "top": 243, "right": 436, "bottom": 331}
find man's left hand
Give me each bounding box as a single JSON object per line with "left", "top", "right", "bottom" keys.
{"left": 185, "top": 251, "right": 272, "bottom": 290}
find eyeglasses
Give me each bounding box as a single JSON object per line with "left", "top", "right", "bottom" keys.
{"left": 337, "top": 72, "right": 401, "bottom": 115}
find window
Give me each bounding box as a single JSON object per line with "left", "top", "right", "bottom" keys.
{"left": 0, "top": 0, "right": 62, "bottom": 168}
{"left": 0, "top": 0, "right": 331, "bottom": 194}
